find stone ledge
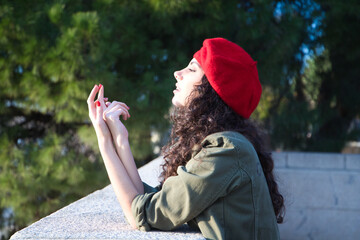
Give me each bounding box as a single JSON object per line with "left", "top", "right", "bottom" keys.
{"left": 278, "top": 208, "right": 360, "bottom": 240}
{"left": 273, "top": 152, "right": 360, "bottom": 171}
{"left": 276, "top": 169, "right": 360, "bottom": 209}
{"left": 345, "top": 154, "right": 360, "bottom": 170}
{"left": 272, "top": 152, "right": 287, "bottom": 168}
{"left": 286, "top": 152, "right": 345, "bottom": 170}
{"left": 11, "top": 152, "right": 360, "bottom": 240}
{"left": 10, "top": 157, "right": 204, "bottom": 240}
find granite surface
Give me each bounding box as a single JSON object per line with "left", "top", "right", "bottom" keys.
{"left": 11, "top": 153, "right": 360, "bottom": 240}
{"left": 11, "top": 157, "right": 204, "bottom": 240}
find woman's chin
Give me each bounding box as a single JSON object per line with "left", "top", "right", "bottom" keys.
{"left": 171, "top": 97, "right": 183, "bottom": 107}
{"left": 171, "top": 98, "right": 178, "bottom": 106}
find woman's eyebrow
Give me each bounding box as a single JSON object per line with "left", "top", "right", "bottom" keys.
{"left": 190, "top": 61, "right": 201, "bottom": 67}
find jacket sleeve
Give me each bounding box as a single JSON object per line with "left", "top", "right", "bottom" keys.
{"left": 131, "top": 135, "right": 242, "bottom": 231}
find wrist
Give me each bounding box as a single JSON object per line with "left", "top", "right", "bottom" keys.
{"left": 115, "top": 135, "right": 129, "bottom": 147}
{"left": 106, "top": 118, "right": 121, "bottom": 129}
{"left": 107, "top": 122, "right": 129, "bottom": 144}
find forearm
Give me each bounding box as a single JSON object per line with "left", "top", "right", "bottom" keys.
{"left": 97, "top": 136, "right": 139, "bottom": 228}
{"left": 109, "top": 124, "right": 144, "bottom": 194}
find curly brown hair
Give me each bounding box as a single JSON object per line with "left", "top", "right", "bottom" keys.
{"left": 160, "top": 75, "right": 285, "bottom": 223}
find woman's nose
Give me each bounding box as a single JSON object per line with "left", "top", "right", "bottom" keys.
{"left": 174, "top": 71, "right": 183, "bottom": 81}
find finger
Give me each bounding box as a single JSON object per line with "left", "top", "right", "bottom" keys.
{"left": 87, "top": 85, "right": 99, "bottom": 118}
{"left": 107, "top": 104, "right": 130, "bottom": 120}
{"left": 105, "top": 101, "right": 118, "bottom": 110}
{"left": 117, "top": 102, "right": 130, "bottom": 110}
{"left": 104, "top": 105, "right": 130, "bottom": 121}
{"left": 106, "top": 101, "right": 111, "bottom": 107}
{"left": 103, "top": 101, "right": 131, "bottom": 120}
{"left": 117, "top": 108, "right": 130, "bottom": 121}
{"left": 107, "top": 101, "right": 130, "bottom": 113}
{"left": 107, "top": 100, "right": 129, "bottom": 110}
{"left": 116, "top": 105, "right": 130, "bottom": 120}
{"left": 119, "top": 102, "right": 130, "bottom": 110}
{"left": 97, "top": 84, "right": 105, "bottom": 107}
{"left": 111, "top": 108, "right": 129, "bottom": 121}
{"left": 87, "top": 84, "right": 99, "bottom": 104}
{"left": 118, "top": 102, "right": 130, "bottom": 110}
{"left": 95, "top": 100, "right": 102, "bottom": 119}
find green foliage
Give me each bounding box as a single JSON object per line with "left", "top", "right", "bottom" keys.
{"left": 0, "top": 133, "right": 107, "bottom": 226}
{"left": 0, "top": 0, "right": 359, "bottom": 235}
{"left": 270, "top": 0, "right": 360, "bottom": 151}
{"left": 309, "top": 0, "right": 360, "bottom": 150}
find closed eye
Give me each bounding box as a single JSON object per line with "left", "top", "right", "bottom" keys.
{"left": 188, "top": 68, "right": 195, "bottom": 72}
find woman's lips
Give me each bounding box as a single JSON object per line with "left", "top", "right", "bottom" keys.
{"left": 173, "top": 84, "right": 180, "bottom": 93}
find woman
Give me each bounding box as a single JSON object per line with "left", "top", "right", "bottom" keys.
{"left": 88, "top": 38, "right": 284, "bottom": 239}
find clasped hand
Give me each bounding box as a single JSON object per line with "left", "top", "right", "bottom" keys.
{"left": 87, "top": 84, "right": 131, "bottom": 141}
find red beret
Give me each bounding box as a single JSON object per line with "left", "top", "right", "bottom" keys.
{"left": 193, "top": 38, "right": 262, "bottom": 119}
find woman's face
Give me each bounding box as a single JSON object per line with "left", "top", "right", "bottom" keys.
{"left": 172, "top": 58, "right": 204, "bottom": 107}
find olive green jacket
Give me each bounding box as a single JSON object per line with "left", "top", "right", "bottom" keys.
{"left": 132, "top": 131, "right": 280, "bottom": 240}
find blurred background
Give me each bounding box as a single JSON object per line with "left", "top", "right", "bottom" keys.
{"left": 1, "top": 0, "right": 359, "bottom": 239}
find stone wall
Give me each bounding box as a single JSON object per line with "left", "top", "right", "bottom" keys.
{"left": 273, "top": 152, "right": 360, "bottom": 240}
{"left": 11, "top": 152, "right": 360, "bottom": 240}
